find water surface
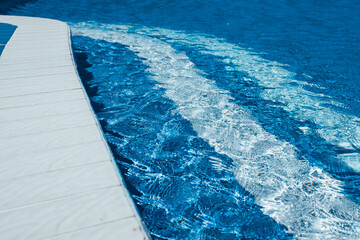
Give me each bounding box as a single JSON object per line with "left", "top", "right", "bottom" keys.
{"left": 8, "top": 1, "right": 360, "bottom": 239}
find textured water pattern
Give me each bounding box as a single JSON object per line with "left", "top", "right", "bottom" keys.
{"left": 9, "top": 0, "right": 360, "bottom": 239}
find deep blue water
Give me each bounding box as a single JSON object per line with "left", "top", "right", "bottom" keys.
{"left": 0, "top": 23, "right": 17, "bottom": 55}
{"left": 8, "top": 1, "right": 360, "bottom": 239}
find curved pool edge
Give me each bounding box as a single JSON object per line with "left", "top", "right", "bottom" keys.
{"left": 68, "top": 21, "right": 153, "bottom": 240}
{"left": 0, "top": 15, "right": 151, "bottom": 240}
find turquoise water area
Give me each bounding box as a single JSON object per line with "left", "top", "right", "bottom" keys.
{"left": 8, "top": 0, "right": 360, "bottom": 239}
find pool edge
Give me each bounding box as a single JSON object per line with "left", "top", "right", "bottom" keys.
{"left": 0, "top": 14, "right": 151, "bottom": 240}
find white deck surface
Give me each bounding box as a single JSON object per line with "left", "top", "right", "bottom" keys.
{"left": 0, "top": 15, "right": 150, "bottom": 240}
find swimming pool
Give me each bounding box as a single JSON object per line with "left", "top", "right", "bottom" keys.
{"left": 8, "top": 0, "right": 360, "bottom": 239}
{"left": 0, "top": 23, "right": 16, "bottom": 55}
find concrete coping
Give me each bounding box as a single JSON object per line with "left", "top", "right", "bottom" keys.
{"left": 0, "top": 15, "right": 151, "bottom": 240}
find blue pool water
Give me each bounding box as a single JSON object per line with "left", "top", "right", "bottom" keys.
{"left": 0, "top": 23, "right": 16, "bottom": 55}
{"left": 8, "top": 0, "right": 360, "bottom": 239}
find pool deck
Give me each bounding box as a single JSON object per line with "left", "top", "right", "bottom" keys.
{"left": 0, "top": 15, "right": 150, "bottom": 240}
